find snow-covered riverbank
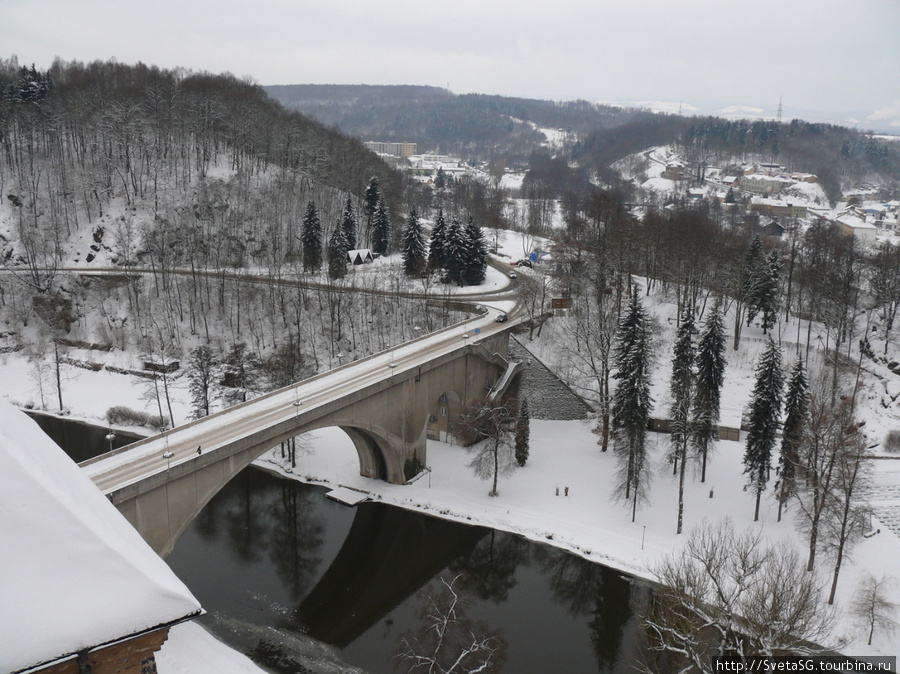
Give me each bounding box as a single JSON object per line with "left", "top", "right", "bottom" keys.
{"left": 255, "top": 422, "right": 900, "bottom": 657}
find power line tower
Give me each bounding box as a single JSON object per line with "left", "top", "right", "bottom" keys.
{"left": 777, "top": 96, "right": 783, "bottom": 124}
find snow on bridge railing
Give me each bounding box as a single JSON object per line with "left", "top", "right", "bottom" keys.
{"left": 80, "top": 301, "right": 496, "bottom": 466}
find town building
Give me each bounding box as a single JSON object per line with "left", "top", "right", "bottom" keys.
{"left": 364, "top": 141, "right": 418, "bottom": 158}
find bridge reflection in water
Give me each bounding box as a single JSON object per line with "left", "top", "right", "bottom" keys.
{"left": 167, "top": 467, "right": 646, "bottom": 674}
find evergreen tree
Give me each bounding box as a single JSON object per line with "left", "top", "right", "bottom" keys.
{"left": 327, "top": 223, "right": 349, "bottom": 280}
{"left": 300, "top": 201, "right": 323, "bottom": 273}
{"left": 427, "top": 209, "right": 449, "bottom": 270}
{"left": 371, "top": 196, "right": 391, "bottom": 256}
{"left": 515, "top": 396, "right": 530, "bottom": 467}
{"left": 443, "top": 219, "right": 467, "bottom": 286}
{"left": 776, "top": 355, "right": 809, "bottom": 522}
{"left": 400, "top": 208, "right": 428, "bottom": 277}
{"left": 611, "top": 291, "right": 655, "bottom": 522}
{"left": 363, "top": 176, "right": 380, "bottom": 246}
{"left": 341, "top": 196, "right": 357, "bottom": 251}
{"left": 668, "top": 305, "right": 696, "bottom": 534}
{"left": 744, "top": 235, "right": 771, "bottom": 329}
{"left": 743, "top": 337, "right": 785, "bottom": 522}
{"left": 463, "top": 217, "right": 488, "bottom": 286}
{"left": 761, "top": 249, "right": 781, "bottom": 334}
{"left": 691, "top": 299, "right": 727, "bottom": 483}
{"left": 434, "top": 167, "right": 446, "bottom": 189}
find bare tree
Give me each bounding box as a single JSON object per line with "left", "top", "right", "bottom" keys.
{"left": 395, "top": 575, "right": 506, "bottom": 674}
{"left": 848, "top": 573, "right": 899, "bottom": 646}
{"left": 643, "top": 519, "right": 839, "bottom": 673}
{"left": 456, "top": 396, "right": 519, "bottom": 497}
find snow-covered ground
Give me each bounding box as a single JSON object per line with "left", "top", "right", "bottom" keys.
{"left": 156, "top": 621, "right": 267, "bottom": 674}
{"left": 257, "top": 417, "right": 900, "bottom": 657}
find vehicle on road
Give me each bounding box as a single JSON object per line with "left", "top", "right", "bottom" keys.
{"left": 495, "top": 313, "right": 508, "bottom": 323}
{"left": 508, "top": 270, "right": 517, "bottom": 279}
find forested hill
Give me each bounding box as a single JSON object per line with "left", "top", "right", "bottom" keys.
{"left": 266, "top": 84, "right": 900, "bottom": 200}
{"left": 265, "top": 84, "right": 636, "bottom": 164}
{"left": 0, "top": 59, "right": 411, "bottom": 290}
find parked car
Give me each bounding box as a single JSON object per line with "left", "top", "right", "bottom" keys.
{"left": 495, "top": 313, "right": 508, "bottom": 323}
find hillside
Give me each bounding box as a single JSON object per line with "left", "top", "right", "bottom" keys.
{"left": 266, "top": 84, "right": 900, "bottom": 202}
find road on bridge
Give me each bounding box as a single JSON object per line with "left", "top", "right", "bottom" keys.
{"left": 81, "top": 302, "right": 520, "bottom": 494}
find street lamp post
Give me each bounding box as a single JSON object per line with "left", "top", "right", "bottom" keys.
{"left": 163, "top": 450, "right": 173, "bottom": 475}
{"left": 105, "top": 430, "right": 116, "bottom": 453}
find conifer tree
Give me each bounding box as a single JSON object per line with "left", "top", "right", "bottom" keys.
{"left": 515, "top": 396, "right": 530, "bottom": 467}
{"left": 400, "top": 208, "right": 428, "bottom": 277}
{"left": 327, "top": 223, "right": 349, "bottom": 280}
{"left": 611, "top": 291, "right": 655, "bottom": 522}
{"left": 744, "top": 235, "right": 772, "bottom": 330}
{"left": 669, "top": 305, "right": 696, "bottom": 534}
{"left": 371, "top": 196, "right": 391, "bottom": 256}
{"left": 341, "top": 196, "right": 357, "bottom": 251}
{"left": 300, "top": 201, "right": 322, "bottom": 273}
{"left": 691, "top": 299, "right": 727, "bottom": 483}
{"left": 743, "top": 337, "right": 784, "bottom": 521}
{"left": 761, "top": 248, "right": 782, "bottom": 334}
{"left": 427, "top": 209, "right": 449, "bottom": 270}
{"left": 443, "top": 219, "right": 467, "bottom": 286}
{"left": 776, "top": 355, "right": 809, "bottom": 522}
{"left": 363, "top": 176, "right": 380, "bottom": 246}
{"left": 463, "top": 217, "right": 488, "bottom": 286}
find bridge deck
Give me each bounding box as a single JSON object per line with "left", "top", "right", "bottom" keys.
{"left": 81, "top": 305, "right": 518, "bottom": 495}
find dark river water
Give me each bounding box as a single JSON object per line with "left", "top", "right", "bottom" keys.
{"left": 47, "top": 415, "right": 650, "bottom": 673}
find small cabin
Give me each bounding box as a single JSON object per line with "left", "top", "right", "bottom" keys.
{"left": 347, "top": 249, "right": 374, "bottom": 265}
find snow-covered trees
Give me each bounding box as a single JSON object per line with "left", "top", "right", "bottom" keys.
{"left": 428, "top": 214, "right": 488, "bottom": 287}
{"left": 340, "top": 196, "right": 357, "bottom": 251}
{"left": 668, "top": 306, "right": 695, "bottom": 534}
{"left": 300, "top": 201, "right": 323, "bottom": 273}
{"left": 645, "top": 519, "right": 838, "bottom": 671}
{"left": 427, "top": 209, "right": 449, "bottom": 271}
{"left": 463, "top": 217, "right": 488, "bottom": 286}
{"left": 744, "top": 236, "right": 780, "bottom": 336}
{"left": 371, "top": 197, "right": 391, "bottom": 256}
{"left": 443, "top": 219, "right": 467, "bottom": 287}
{"left": 327, "top": 221, "right": 350, "bottom": 280}
{"left": 611, "top": 292, "right": 654, "bottom": 521}
{"left": 776, "top": 355, "right": 809, "bottom": 521}
{"left": 743, "top": 337, "right": 784, "bottom": 522}
{"left": 401, "top": 208, "right": 428, "bottom": 277}
{"left": 691, "top": 299, "right": 726, "bottom": 483}
{"left": 456, "top": 396, "right": 520, "bottom": 497}
{"left": 363, "top": 176, "right": 380, "bottom": 246}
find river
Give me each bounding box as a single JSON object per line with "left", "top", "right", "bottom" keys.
{"left": 45, "top": 414, "right": 650, "bottom": 673}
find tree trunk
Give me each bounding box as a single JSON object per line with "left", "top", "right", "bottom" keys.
{"left": 677, "top": 443, "right": 686, "bottom": 534}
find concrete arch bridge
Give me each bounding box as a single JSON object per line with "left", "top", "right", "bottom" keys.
{"left": 81, "top": 309, "right": 521, "bottom": 557}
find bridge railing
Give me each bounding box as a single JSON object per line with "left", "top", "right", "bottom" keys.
{"left": 80, "top": 301, "right": 503, "bottom": 466}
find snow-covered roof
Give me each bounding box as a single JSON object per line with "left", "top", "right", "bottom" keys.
{"left": 0, "top": 400, "right": 201, "bottom": 673}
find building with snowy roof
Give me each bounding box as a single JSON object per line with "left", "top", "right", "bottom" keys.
{"left": 835, "top": 209, "right": 878, "bottom": 245}
{"left": 0, "top": 400, "right": 202, "bottom": 674}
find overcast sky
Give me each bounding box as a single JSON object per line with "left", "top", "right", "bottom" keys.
{"left": 4, "top": 0, "right": 899, "bottom": 129}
